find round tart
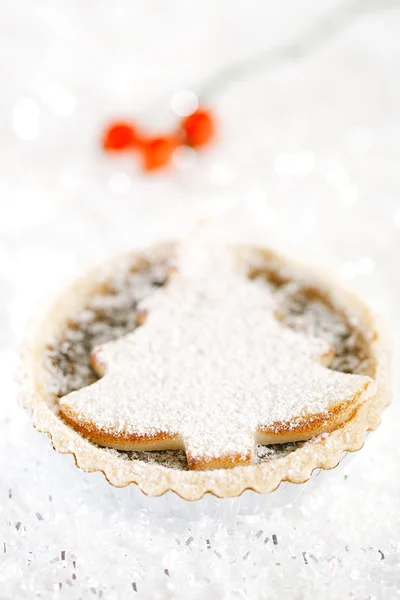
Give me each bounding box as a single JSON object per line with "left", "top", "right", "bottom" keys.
{"left": 21, "top": 231, "right": 391, "bottom": 500}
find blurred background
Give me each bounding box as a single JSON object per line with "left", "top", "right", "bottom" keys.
{"left": 1, "top": 0, "right": 400, "bottom": 598}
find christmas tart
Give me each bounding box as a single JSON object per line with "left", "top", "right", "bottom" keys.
{"left": 21, "top": 229, "right": 391, "bottom": 499}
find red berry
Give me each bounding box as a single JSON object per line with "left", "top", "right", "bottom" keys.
{"left": 182, "top": 109, "right": 215, "bottom": 148}
{"left": 140, "top": 135, "right": 179, "bottom": 171}
{"left": 102, "top": 122, "right": 137, "bottom": 151}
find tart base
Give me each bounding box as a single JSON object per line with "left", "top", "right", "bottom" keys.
{"left": 20, "top": 245, "right": 391, "bottom": 500}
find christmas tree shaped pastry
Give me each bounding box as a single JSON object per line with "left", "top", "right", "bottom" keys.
{"left": 59, "top": 229, "right": 373, "bottom": 470}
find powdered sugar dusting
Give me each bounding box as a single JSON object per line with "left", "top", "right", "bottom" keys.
{"left": 57, "top": 230, "right": 373, "bottom": 469}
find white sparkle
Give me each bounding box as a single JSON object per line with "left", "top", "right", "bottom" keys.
{"left": 60, "top": 168, "right": 82, "bottom": 190}
{"left": 325, "top": 163, "right": 349, "bottom": 186}
{"left": 12, "top": 98, "right": 41, "bottom": 140}
{"left": 209, "top": 162, "right": 234, "bottom": 187}
{"left": 341, "top": 257, "right": 375, "bottom": 280}
{"left": 358, "top": 257, "right": 375, "bottom": 275}
{"left": 245, "top": 187, "right": 267, "bottom": 206}
{"left": 172, "top": 146, "right": 197, "bottom": 170}
{"left": 39, "top": 83, "right": 77, "bottom": 117}
{"left": 203, "top": 194, "right": 231, "bottom": 218}
{"left": 339, "top": 183, "right": 359, "bottom": 206}
{"left": 273, "top": 154, "right": 291, "bottom": 176}
{"left": 108, "top": 172, "right": 131, "bottom": 194}
{"left": 347, "top": 128, "right": 373, "bottom": 153}
{"left": 274, "top": 151, "right": 315, "bottom": 177}
{"left": 296, "top": 151, "right": 316, "bottom": 175}
{"left": 0, "top": 185, "right": 56, "bottom": 236}
{"left": 245, "top": 188, "right": 276, "bottom": 227}
{"left": 171, "top": 90, "right": 199, "bottom": 117}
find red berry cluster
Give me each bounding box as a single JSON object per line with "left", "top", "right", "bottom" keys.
{"left": 102, "top": 108, "right": 216, "bottom": 172}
